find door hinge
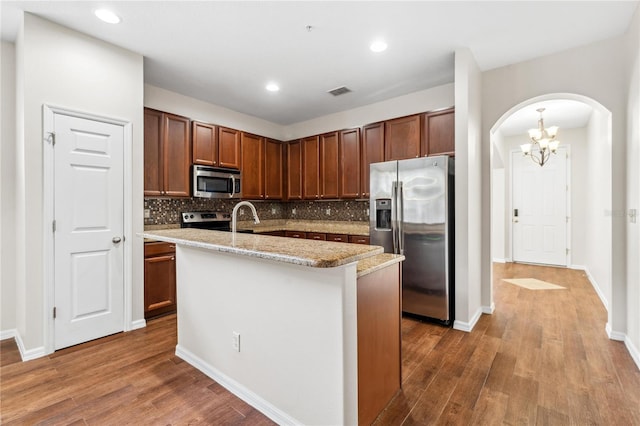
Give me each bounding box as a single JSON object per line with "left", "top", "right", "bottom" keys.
{"left": 53, "top": 307, "right": 57, "bottom": 319}
{"left": 46, "top": 132, "right": 56, "bottom": 146}
{"left": 52, "top": 220, "right": 56, "bottom": 232}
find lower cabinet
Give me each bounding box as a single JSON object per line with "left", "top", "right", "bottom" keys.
{"left": 307, "top": 232, "right": 327, "bottom": 241}
{"left": 144, "top": 241, "right": 177, "bottom": 319}
{"left": 285, "top": 230, "right": 307, "bottom": 239}
{"left": 349, "top": 235, "right": 370, "bottom": 245}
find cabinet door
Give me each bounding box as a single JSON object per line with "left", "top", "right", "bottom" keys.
{"left": 285, "top": 230, "right": 306, "bottom": 239}
{"left": 218, "top": 126, "right": 242, "bottom": 169}
{"left": 302, "top": 136, "right": 320, "bottom": 200}
{"left": 241, "top": 132, "right": 265, "bottom": 200}
{"left": 320, "top": 132, "right": 339, "bottom": 199}
{"left": 384, "top": 114, "right": 421, "bottom": 161}
{"left": 144, "top": 108, "right": 164, "bottom": 196}
{"left": 422, "top": 108, "right": 455, "bottom": 157}
{"left": 144, "top": 253, "right": 176, "bottom": 319}
{"left": 286, "top": 140, "right": 303, "bottom": 200}
{"left": 307, "top": 232, "right": 326, "bottom": 241}
{"left": 192, "top": 121, "right": 217, "bottom": 166}
{"left": 339, "top": 128, "right": 361, "bottom": 199}
{"left": 265, "top": 138, "right": 283, "bottom": 200}
{"left": 327, "top": 233, "right": 348, "bottom": 243}
{"left": 349, "top": 235, "right": 370, "bottom": 245}
{"left": 361, "top": 122, "right": 385, "bottom": 198}
{"left": 163, "top": 113, "right": 191, "bottom": 197}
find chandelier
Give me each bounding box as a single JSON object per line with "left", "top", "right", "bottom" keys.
{"left": 520, "top": 108, "right": 560, "bottom": 166}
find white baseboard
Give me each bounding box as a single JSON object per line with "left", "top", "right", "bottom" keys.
{"left": 482, "top": 302, "right": 495, "bottom": 314}
{"left": 569, "top": 264, "right": 586, "bottom": 271}
{"left": 583, "top": 267, "right": 609, "bottom": 311}
{"left": 130, "top": 319, "right": 146, "bottom": 331}
{"left": 492, "top": 258, "right": 506, "bottom": 264}
{"left": 624, "top": 335, "right": 640, "bottom": 371}
{"left": 15, "top": 331, "right": 46, "bottom": 361}
{"left": 0, "top": 328, "right": 17, "bottom": 341}
{"left": 453, "top": 307, "right": 483, "bottom": 332}
{"left": 175, "top": 345, "right": 303, "bottom": 426}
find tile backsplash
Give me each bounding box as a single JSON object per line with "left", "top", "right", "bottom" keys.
{"left": 144, "top": 198, "right": 370, "bottom": 225}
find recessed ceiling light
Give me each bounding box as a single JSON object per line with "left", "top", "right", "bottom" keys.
{"left": 95, "top": 9, "right": 121, "bottom": 24}
{"left": 266, "top": 83, "right": 280, "bottom": 92}
{"left": 370, "top": 40, "right": 388, "bottom": 53}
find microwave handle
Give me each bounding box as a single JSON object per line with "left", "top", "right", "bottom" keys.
{"left": 229, "top": 174, "right": 236, "bottom": 198}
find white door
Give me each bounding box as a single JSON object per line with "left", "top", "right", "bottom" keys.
{"left": 53, "top": 113, "right": 124, "bottom": 350}
{"left": 512, "top": 146, "right": 568, "bottom": 266}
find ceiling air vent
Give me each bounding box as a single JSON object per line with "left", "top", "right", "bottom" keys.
{"left": 327, "top": 86, "right": 352, "bottom": 96}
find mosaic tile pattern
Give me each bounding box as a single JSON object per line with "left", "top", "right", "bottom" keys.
{"left": 144, "top": 198, "right": 370, "bottom": 225}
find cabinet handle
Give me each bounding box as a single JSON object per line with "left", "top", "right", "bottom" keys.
{"left": 171, "top": 257, "right": 175, "bottom": 261}
{"left": 169, "top": 245, "right": 176, "bottom": 249}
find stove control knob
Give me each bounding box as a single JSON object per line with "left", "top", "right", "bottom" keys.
{"left": 183, "top": 214, "right": 188, "bottom": 220}
{"left": 190, "top": 214, "right": 194, "bottom": 219}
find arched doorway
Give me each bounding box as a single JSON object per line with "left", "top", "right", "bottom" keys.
{"left": 489, "top": 93, "right": 616, "bottom": 334}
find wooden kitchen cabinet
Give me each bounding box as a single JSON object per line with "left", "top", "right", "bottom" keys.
{"left": 361, "top": 122, "right": 385, "bottom": 198}
{"left": 384, "top": 114, "right": 421, "bottom": 161}
{"left": 218, "top": 126, "right": 242, "bottom": 169}
{"left": 326, "top": 233, "right": 348, "bottom": 243}
{"left": 320, "top": 132, "right": 339, "bottom": 199}
{"left": 265, "top": 138, "right": 284, "bottom": 200}
{"left": 192, "top": 121, "right": 217, "bottom": 166}
{"left": 339, "top": 128, "right": 361, "bottom": 199}
{"left": 307, "top": 232, "right": 327, "bottom": 241}
{"left": 241, "top": 132, "right": 264, "bottom": 200}
{"left": 286, "top": 140, "right": 303, "bottom": 200}
{"left": 302, "top": 136, "right": 320, "bottom": 200}
{"left": 422, "top": 108, "right": 455, "bottom": 157}
{"left": 144, "top": 108, "right": 191, "bottom": 197}
{"left": 144, "top": 241, "right": 177, "bottom": 319}
{"left": 349, "top": 235, "right": 370, "bottom": 245}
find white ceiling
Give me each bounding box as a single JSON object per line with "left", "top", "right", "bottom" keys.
{"left": 1, "top": 1, "right": 637, "bottom": 125}
{"left": 499, "top": 100, "right": 595, "bottom": 137}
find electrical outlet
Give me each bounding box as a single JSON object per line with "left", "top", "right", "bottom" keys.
{"left": 326, "top": 208, "right": 331, "bottom": 215}
{"left": 143, "top": 209, "right": 151, "bottom": 219}
{"left": 365, "top": 208, "right": 369, "bottom": 216}
{"left": 271, "top": 208, "right": 276, "bottom": 215}
{"left": 239, "top": 209, "right": 245, "bottom": 216}
{"left": 232, "top": 331, "right": 241, "bottom": 352}
{"left": 292, "top": 208, "right": 296, "bottom": 215}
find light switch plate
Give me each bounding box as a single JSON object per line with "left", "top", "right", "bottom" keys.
{"left": 143, "top": 209, "right": 150, "bottom": 219}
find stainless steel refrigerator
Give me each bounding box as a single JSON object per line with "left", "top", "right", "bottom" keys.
{"left": 369, "top": 156, "right": 454, "bottom": 324}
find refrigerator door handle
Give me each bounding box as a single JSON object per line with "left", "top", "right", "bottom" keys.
{"left": 392, "top": 182, "right": 399, "bottom": 254}
{"left": 398, "top": 181, "right": 404, "bottom": 255}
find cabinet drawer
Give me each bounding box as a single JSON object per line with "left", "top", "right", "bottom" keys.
{"left": 262, "top": 230, "right": 286, "bottom": 237}
{"left": 285, "top": 231, "right": 307, "bottom": 239}
{"left": 307, "top": 232, "right": 327, "bottom": 241}
{"left": 144, "top": 241, "right": 176, "bottom": 257}
{"left": 326, "top": 233, "right": 348, "bottom": 243}
{"left": 349, "top": 235, "right": 370, "bottom": 245}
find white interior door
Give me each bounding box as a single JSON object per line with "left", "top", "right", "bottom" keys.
{"left": 512, "top": 147, "right": 568, "bottom": 266}
{"left": 53, "top": 113, "right": 124, "bottom": 350}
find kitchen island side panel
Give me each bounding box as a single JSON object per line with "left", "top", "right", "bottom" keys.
{"left": 174, "top": 245, "right": 358, "bottom": 426}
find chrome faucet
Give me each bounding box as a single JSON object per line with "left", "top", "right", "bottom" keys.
{"left": 232, "top": 201, "right": 260, "bottom": 235}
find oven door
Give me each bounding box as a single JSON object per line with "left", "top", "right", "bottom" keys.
{"left": 193, "top": 166, "right": 241, "bottom": 199}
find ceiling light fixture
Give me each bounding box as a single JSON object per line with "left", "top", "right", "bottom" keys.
{"left": 266, "top": 83, "right": 280, "bottom": 92}
{"left": 95, "top": 9, "right": 121, "bottom": 24}
{"left": 520, "top": 108, "right": 560, "bottom": 167}
{"left": 370, "top": 40, "right": 388, "bottom": 53}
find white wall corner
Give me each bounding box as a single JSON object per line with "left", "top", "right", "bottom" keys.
{"left": 624, "top": 335, "right": 640, "bottom": 371}
{"left": 15, "top": 330, "right": 45, "bottom": 361}
{"left": 584, "top": 267, "right": 609, "bottom": 311}
{"left": 453, "top": 307, "right": 483, "bottom": 332}
{"left": 482, "top": 303, "right": 496, "bottom": 314}
{"left": 130, "top": 319, "right": 146, "bottom": 331}
{"left": 0, "top": 329, "right": 17, "bottom": 341}
{"left": 606, "top": 322, "right": 626, "bottom": 341}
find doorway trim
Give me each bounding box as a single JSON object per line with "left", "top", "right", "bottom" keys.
{"left": 43, "top": 105, "right": 133, "bottom": 355}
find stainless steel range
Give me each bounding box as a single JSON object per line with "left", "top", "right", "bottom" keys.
{"left": 180, "top": 211, "right": 232, "bottom": 231}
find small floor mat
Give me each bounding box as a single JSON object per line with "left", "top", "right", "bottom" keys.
{"left": 502, "top": 278, "right": 566, "bottom": 290}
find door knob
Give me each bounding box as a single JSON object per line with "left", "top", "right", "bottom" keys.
{"left": 112, "top": 236, "right": 122, "bottom": 244}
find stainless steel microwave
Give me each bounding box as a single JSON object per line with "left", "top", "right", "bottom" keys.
{"left": 192, "top": 165, "right": 241, "bottom": 199}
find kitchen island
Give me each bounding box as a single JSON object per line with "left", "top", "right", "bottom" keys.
{"left": 142, "top": 228, "right": 403, "bottom": 426}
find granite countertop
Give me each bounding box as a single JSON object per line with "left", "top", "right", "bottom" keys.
{"left": 356, "top": 253, "right": 405, "bottom": 278}
{"left": 236, "top": 219, "right": 369, "bottom": 236}
{"left": 142, "top": 228, "right": 382, "bottom": 268}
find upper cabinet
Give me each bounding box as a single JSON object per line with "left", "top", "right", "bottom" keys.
{"left": 339, "top": 128, "right": 361, "bottom": 199}
{"left": 422, "top": 108, "right": 455, "bottom": 157}
{"left": 144, "top": 108, "right": 191, "bottom": 197}
{"left": 361, "top": 122, "right": 384, "bottom": 198}
{"left": 241, "top": 132, "right": 264, "bottom": 200}
{"left": 384, "top": 114, "right": 421, "bottom": 161}
{"left": 265, "top": 138, "right": 284, "bottom": 200}
{"left": 286, "top": 140, "right": 303, "bottom": 200}
{"left": 320, "top": 132, "right": 339, "bottom": 199}
{"left": 192, "top": 121, "right": 217, "bottom": 166}
{"left": 302, "top": 136, "right": 320, "bottom": 200}
{"left": 218, "top": 127, "right": 242, "bottom": 169}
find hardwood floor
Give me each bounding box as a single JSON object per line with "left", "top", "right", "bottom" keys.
{"left": 1, "top": 263, "right": 639, "bottom": 425}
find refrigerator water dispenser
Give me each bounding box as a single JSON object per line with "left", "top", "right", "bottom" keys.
{"left": 375, "top": 199, "right": 392, "bottom": 230}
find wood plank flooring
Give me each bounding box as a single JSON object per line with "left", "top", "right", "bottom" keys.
{"left": 1, "top": 263, "right": 639, "bottom": 425}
